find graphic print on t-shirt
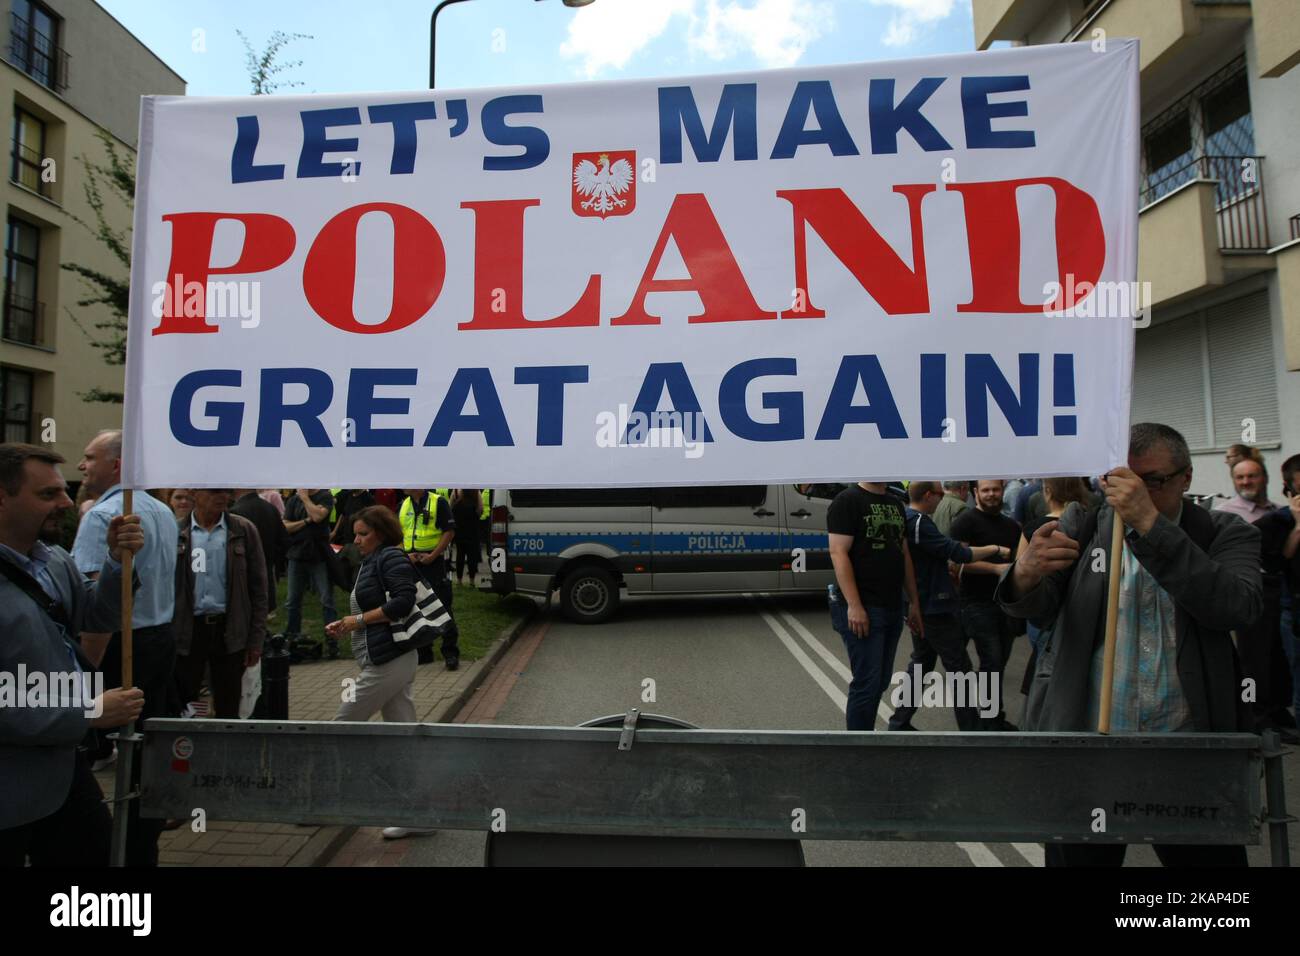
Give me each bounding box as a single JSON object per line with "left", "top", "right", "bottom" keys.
{"left": 864, "top": 503, "right": 904, "bottom": 550}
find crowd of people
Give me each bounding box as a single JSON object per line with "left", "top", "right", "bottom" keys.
{"left": 0, "top": 432, "right": 491, "bottom": 865}
{"left": 824, "top": 421, "right": 1298, "bottom": 865}
{"left": 3, "top": 419, "right": 1298, "bottom": 868}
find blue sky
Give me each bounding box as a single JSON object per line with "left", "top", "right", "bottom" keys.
{"left": 98, "top": 0, "right": 976, "bottom": 95}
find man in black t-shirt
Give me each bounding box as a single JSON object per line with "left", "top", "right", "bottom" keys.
{"left": 282, "top": 488, "right": 339, "bottom": 657}
{"left": 827, "top": 482, "right": 923, "bottom": 731}
{"left": 950, "top": 480, "right": 1021, "bottom": 729}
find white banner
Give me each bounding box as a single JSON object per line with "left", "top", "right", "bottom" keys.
{"left": 123, "top": 40, "right": 1139, "bottom": 488}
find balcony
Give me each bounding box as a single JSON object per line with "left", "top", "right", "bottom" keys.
{"left": 10, "top": 139, "right": 50, "bottom": 198}
{"left": 1252, "top": 0, "right": 1300, "bottom": 77}
{"left": 972, "top": 0, "right": 1037, "bottom": 50}
{"left": 8, "top": 12, "right": 69, "bottom": 94}
{"left": 2, "top": 290, "right": 47, "bottom": 348}
{"left": 1138, "top": 155, "right": 1272, "bottom": 309}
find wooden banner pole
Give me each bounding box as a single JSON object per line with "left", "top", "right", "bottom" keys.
{"left": 1097, "top": 511, "right": 1125, "bottom": 734}
{"left": 109, "top": 489, "right": 137, "bottom": 867}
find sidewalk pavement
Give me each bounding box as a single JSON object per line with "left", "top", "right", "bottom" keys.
{"left": 93, "top": 608, "right": 535, "bottom": 867}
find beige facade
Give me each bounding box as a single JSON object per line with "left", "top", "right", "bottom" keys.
{"left": 974, "top": 0, "right": 1300, "bottom": 497}
{"left": 0, "top": 0, "right": 183, "bottom": 466}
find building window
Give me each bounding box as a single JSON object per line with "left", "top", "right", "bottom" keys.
{"left": 1, "top": 366, "right": 34, "bottom": 442}
{"left": 9, "top": 0, "right": 68, "bottom": 93}
{"left": 1132, "top": 291, "right": 1278, "bottom": 451}
{"left": 3, "top": 217, "right": 43, "bottom": 346}
{"left": 11, "top": 107, "right": 47, "bottom": 196}
{"left": 1141, "top": 58, "right": 1255, "bottom": 205}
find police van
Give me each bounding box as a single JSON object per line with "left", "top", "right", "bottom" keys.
{"left": 482, "top": 484, "right": 846, "bottom": 623}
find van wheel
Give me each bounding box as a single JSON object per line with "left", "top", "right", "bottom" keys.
{"left": 560, "top": 566, "right": 619, "bottom": 624}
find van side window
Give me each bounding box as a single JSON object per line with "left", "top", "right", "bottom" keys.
{"left": 510, "top": 488, "right": 653, "bottom": 507}
{"left": 652, "top": 486, "right": 767, "bottom": 508}
{"left": 793, "top": 483, "right": 847, "bottom": 500}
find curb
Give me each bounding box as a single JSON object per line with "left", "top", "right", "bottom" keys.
{"left": 287, "top": 823, "right": 356, "bottom": 867}
{"left": 429, "top": 600, "right": 540, "bottom": 724}
{"left": 307, "top": 600, "right": 538, "bottom": 865}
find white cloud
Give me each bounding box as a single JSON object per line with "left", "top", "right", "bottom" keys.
{"left": 868, "top": 0, "right": 961, "bottom": 47}
{"left": 559, "top": 0, "right": 694, "bottom": 78}
{"left": 560, "top": 0, "right": 833, "bottom": 78}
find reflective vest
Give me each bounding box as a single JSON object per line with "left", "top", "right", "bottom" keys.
{"left": 400, "top": 492, "right": 445, "bottom": 552}
{"left": 480, "top": 490, "right": 490, "bottom": 520}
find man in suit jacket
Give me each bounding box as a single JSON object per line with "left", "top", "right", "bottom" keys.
{"left": 174, "top": 489, "right": 269, "bottom": 719}
{"left": 0, "top": 443, "right": 145, "bottom": 866}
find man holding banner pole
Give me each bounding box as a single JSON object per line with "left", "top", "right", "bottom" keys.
{"left": 998, "top": 423, "right": 1261, "bottom": 866}
{"left": 71, "top": 430, "right": 178, "bottom": 866}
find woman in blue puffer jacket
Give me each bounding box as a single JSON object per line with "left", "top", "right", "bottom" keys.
{"left": 326, "top": 506, "right": 422, "bottom": 721}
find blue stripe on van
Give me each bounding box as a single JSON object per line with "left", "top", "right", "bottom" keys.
{"left": 508, "top": 531, "right": 829, "bottom": 557}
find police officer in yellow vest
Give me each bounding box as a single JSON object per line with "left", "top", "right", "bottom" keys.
{"left": 399, "top": 489, "right": 458, "bottom": 669}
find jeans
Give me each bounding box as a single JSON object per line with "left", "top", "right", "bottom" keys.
{"left": 830, "top": 593, "right": 902, "bottom": 731}
{"left": 889, "top": 613, "right": 980, "bottom": 731}
{"left": 285, "top": 559, "right": 337, "bottom": 638}
{"left": 961, "top": 599, "right": 1013, "bottom": 728}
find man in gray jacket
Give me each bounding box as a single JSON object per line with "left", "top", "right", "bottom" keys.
{"left": 0, "top": 443, "right": 146, "bottom": 865}
{"left": 997, "top": 423, "right": 1261, "bottom": 867}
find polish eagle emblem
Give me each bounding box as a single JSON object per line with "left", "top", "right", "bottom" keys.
{"left": 571, "top": 150, "right": 636, "bottom": 218}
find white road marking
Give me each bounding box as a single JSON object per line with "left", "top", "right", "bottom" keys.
{"left": 754, "top": 606, "right": 846, "bottom": 712}
{"left": 956, "top": 842, "right": 1005, "bottom": 867}
{"left": 753, "top": 594, "right": 1030, "bottom": 867}
{"left": 1012, "top": 843, "right": 1045, "bottom": 866}
{"left": 776, "top": 606, "right": 853, "bottom": 683}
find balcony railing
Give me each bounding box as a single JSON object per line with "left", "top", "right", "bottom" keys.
{"left": 9, "top": 12, "right": 69, "bottom": 93}
{"left": 2, "top": 290, "right": 46, "bottom": 346}
{"left": 10, "top": 139, "right": 50, "bottom": 197}
{"left": 1141, "top": 155, "right": 1270, "bottom": 252}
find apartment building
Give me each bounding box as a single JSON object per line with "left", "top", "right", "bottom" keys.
{"left": 0, "top": 0, "right": 183, "bottom": 465}
{"left": 974, "top": 0, "right": 1300, "bottom": 497}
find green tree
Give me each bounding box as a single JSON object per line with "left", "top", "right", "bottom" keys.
{"left": 64, "top": 30, "right": 312, "bottom": 403}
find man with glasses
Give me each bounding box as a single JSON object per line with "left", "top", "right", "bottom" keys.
{"left": 997, "top": 423, "right": 1261, "bottom": 866}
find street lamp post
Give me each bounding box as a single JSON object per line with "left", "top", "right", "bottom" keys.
{"left": 429, "top": 0, "right": 597, "bottom": 89}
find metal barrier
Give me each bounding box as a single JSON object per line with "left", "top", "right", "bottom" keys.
{"left": 137, "top": 716, "right": 1290, "bottom": 865}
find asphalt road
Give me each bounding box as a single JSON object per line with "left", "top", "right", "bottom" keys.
{"left": 382, "top": 589, "right": 1299, "bottom": 867}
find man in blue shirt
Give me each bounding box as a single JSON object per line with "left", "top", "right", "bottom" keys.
{"left": 70, "top": 429, "right": 178, "bottom": 867}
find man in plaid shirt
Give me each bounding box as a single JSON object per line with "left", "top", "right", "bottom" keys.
{"left": 997, "top": 423, "right": 1261, "bottom": 867}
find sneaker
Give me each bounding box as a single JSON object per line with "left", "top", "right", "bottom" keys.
{"left": 382, "top": 826, "right": 435, "bottom": 840}
{"left": 445, "top": 656, "right": 460, "bottom": 671}
{"left": 91, "top": 747, "right": 117, "bottom": 772}
{"left": 888, "top": 722, "right": 917, "bottom": 731}
{"left": 325, "top": 638, "right": 340, "bottom": 660}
